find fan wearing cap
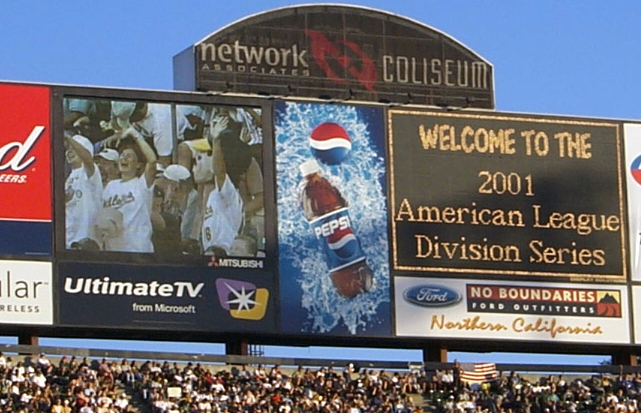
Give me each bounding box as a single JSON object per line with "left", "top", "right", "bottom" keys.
{"left": 94, "top": 148, "right": 120, "bottom": 187}
{"left": 164, "top": 165, "right": 200, "bottom": 243}
{"left": 156, "top": 164, "right": 193, "bottom": 216}
{"left": 151, "top": 164, "right": 191, "bottom": 256}
{"left": 65, "top": 134, "right": 103, "bottom": 249}
{"left": 101, "top": 127, "right": 157, "bottom": 253}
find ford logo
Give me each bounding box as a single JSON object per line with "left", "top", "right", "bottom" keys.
{"left": 403, "top": 285, "right": 462, "bottom": 307}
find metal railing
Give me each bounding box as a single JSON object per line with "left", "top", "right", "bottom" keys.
{"left": 1, "top": 343, "right": 635, "bottom": 376}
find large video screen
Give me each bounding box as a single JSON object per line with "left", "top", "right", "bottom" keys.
{"left": 60, "top": 95, "right": 266, "bottom": 266}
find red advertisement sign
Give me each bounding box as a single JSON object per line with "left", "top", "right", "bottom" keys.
{"left": 0, "top": 83, "right": 51, "bottom": 221}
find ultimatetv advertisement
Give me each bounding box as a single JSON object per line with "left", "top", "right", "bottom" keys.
{"left": 395, "top": 277, "right": 629, "bottom": 344}
{"left": 58, "top": 263, "right": 275, "bottom": 332}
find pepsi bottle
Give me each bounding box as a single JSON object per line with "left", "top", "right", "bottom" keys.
{"left": 299, "top": 159, "right": 373, "bottom": 298}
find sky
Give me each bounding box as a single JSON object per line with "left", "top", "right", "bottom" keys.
{"left": 1, "top": 0, "right": 638, "bottom": 366}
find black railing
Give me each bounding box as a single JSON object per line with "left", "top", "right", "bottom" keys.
{"left": 1, "top": 343, "right": 637, "bottom": 376}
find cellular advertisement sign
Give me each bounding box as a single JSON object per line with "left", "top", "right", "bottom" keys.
{"left": 395, "top": 277, "right": 630, "bottom": 344}
{"left": 632, "top": 286, "right": 641, "bottom": 343}
{"left": 59, "top": 95, "right": 267, "bottom": 267}
{"left": 0, "top": 260, "right": 53, "bottom": 325}
{"left": 175, "top": 5, "right": 494, "bottom": 108}
{"left": 0, "top": 83, "right": 52, "bottom": 256}
{"left": 388, "top": 109, "right": 625, "bottom": 281}
{"left": 275, "top": 101, "right": 391, "bottom": 336}
{"left": 58, "top": 262, "right": 275, "bottom": 332}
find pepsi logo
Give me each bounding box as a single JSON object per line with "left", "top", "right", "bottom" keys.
{"left": 631, "top": 154, "right": 641, "bottom": 185}
{"left": 309, "top": 122, "right": 352, "bottom": 165}
{"left": 327, "top": 227, "right": 359, "bottom": 259}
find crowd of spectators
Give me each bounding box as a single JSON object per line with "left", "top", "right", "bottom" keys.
{"left": 2, "top": 352, "right": 641, "bottom": 413}
{"left": 139, "top": 362, "right": 421, "bottom": 413}
{"left": 426, "top": 369, "right": 641, "bottom": 413}
{"left": 0, "top": 352, "right": 421, "bottom": 413}
{"left": 0, "top": 352, "right": 131, "bottom": 413}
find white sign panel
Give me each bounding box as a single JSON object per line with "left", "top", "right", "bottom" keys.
{"left": 624, "top": 123, "right": 641, "bottom": 281}
{"left": 632, "top": 286, "right": 641, "bottom": 343}
{"left": 395, "top": 277, "right": 629, "bottom": 344}
{"left": 0, "top": 260, "right": 53, "bottom": 325}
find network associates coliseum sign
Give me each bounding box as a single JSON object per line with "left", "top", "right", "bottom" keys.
{"left": 175, "top": 5, "right": 494, "bottom": 108}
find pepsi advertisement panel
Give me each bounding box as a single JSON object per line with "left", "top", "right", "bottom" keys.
{"left": 57, "top": 262, "right": 276, "bottom": 332}
{"left": 388, "top": 109, "right": 625, "bottom": 281}
{"left": 275, "top": 100, "right": 391, "bottom": 336}
{"left": 57, "top": 92, "right": 270, "bottom": 269}
{"left": 0, "top": 83, "right": 52, "bottom": 257}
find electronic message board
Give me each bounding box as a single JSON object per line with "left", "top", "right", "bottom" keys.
{"left": 388, "top": 109, "right": 625, "bottom": 282}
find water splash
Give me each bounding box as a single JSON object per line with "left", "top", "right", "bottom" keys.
{"left": 276, "top": 101, "right": 390, "bottom": 335}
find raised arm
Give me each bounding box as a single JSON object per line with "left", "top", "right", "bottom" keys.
{"left": 126, "top": 128, "right": 157, "bottom": 187}
{"left": 65, "top": 135, "right": 96, "bottom": 177}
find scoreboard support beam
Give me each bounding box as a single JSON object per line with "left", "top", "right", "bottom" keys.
{"left": 611, "top": 351, "right": 638, "bottom": 367}
{"left": 18, "top": 334, "right": 38, "bottom": 346}
{"left": 225, "top": 338, "right": 249, "bottom": 356}
{"left": 18, "top": 334, "right": 38, "bottom": 355}
{"left": 423, "top": 346, "right": 448, "bottom": 363}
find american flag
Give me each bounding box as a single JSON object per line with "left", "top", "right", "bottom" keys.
{"left": 459, "top": 362, "right": 498, "bottom": 384}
